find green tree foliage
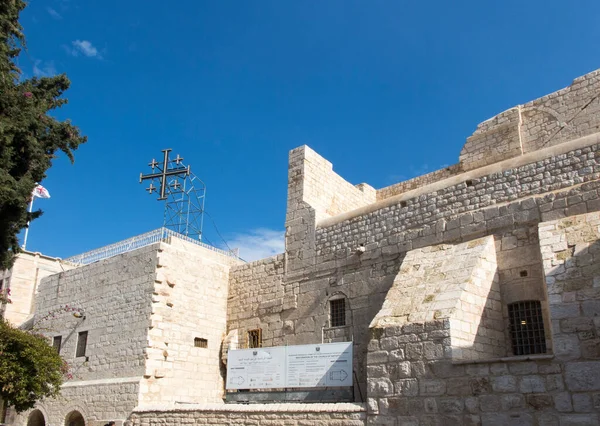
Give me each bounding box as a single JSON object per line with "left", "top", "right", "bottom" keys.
{"left": 0, "top": 319, "right": 64, "bottom": 412}
{"left": 0, "top": 0, "right": 87, "bottom": 268}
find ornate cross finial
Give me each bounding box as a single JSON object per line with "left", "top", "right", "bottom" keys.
{"left": 139, "top": 149, "right": 190, "bottom": 200}
{"left": 139, "top": 149, "right": 206, "bottom": 242}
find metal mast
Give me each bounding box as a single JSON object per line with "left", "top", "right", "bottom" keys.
{"left": 139, "top": 149, "right": 206, "bottom": 240}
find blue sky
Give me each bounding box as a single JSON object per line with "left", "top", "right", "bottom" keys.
{"left": 18, "top": 0, "right": 600, "bottom": 261}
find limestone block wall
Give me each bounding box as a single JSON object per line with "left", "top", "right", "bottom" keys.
{"left": 129, "top": 403, "right": 367, "bottom": 426}
{"left": 286, "top": 145, "right": 376, "bottom": 224}
{"left": 376, "top": 164, "right": 463, "bottom": 201}
{"left": 227, "top": 244, "right": 400, "bottom": 398}
{"left": 317, "top": 134, "right": 600, "bottom": 259}
{"left": 460, "top": 107, "right": 524, "bottom": 172}
{"left": 460, "top": 69, "right": 600, "bottom": 171}
{"left": 140, "top": 238, "right": 241, "bottom": 405}
{"left": 366, "top": 319, "right": 587, "bottom": 425}
{"left": 21, "top": 244, "right": 159, "bottom": 425}
{"left": 230, "top": 134, "right": 600, "bottom": 402}
{"left": 363, "top": 213, "right": 600, "bottom": 425}
{"left": 539, "top": 213, "right": 600, "bottom": 388}
{"left": 227, "top": 254, "right": 287, "bottom": 348}
{"left": 11, "top": 381, "right": 140, "bottom": 426}
{"left": 0, "top": 251, "right": 72, "bottom": 326}
{"left": 371, "top": 236, "right": 504, "bottom": 361}
{"left": 285, "top": 146, "right": 376, "bottom": 273}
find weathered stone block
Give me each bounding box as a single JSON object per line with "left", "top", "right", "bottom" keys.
{"left": 491, "top": 375, "right": 518, "bottom": 393}
{"left": 419, "top": 379, "right": 446, "bottom": 396}
{"left": 393, "top": 379, "right": 418, "bottom": 396}
{"left": 519, "top": 375, "right": 546, "bottom": 393}
{"left": 565, "top": 362, "right": 600, "bottom": 391}
{"left": 438, "top": 398, "right": 465, "bottom": 414}
{"left": 479, "top": 394, "right": 501, "bottom": 412}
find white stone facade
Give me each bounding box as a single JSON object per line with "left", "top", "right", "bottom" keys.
{"left": 6, "top": 68, "right": 600, "bottom": 425}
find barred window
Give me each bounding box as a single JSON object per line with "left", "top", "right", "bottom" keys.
{"left": 194, "top": 337, "right": 208, "bottom": 348}
{"left": 330, "top": 298, "right": 346, "bottom": 327}
{"left": 248, "top": 329, "right": 262, "bottom": 348}
{"left": 508, "top": 301, "right": 546, "bottom": 356}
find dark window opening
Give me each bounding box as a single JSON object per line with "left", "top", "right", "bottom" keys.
{"left": 248, "top": 329, "right": 262, "bottom": 348}
{"left": 508, "top": 301, "right": 546, "bottom": 356}
{"left": 194, "top": 337, "right": 208, "bottom": 348}
{"left": 520, "top": 270, "right": 528, "bottom": 277}
{"left": 76, "top": 331, "right": 88, "bottom": 357}
{"left": 330, "top": 298, "right": 346, "bottom": 327}
{"left": 52, "top": 336, "right": 62, "bottom": 353}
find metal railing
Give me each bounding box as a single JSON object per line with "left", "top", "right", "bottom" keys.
{"left": 64, "top": 228, "right": 239, "bottom": 266}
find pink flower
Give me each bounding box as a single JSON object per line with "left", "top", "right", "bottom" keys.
{"left": 23, "top": 92, "right": 33, "bottom": 98}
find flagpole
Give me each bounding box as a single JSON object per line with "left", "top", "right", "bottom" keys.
{"left": 22, "top": 197, "right": 34, "bottom": 250}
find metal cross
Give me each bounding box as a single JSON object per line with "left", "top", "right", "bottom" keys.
{"left": 139, "top": 149, "right": 190, "bottom": 200}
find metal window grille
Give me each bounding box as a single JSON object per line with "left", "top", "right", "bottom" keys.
{"left": 508, "top": 301, "right": 546, "bottom": 356}
{"left": 52, "top": 336, "right": 62, "bottom": 353}
{"left": 330, "top": 298, "right": 346, "bottom": 327}
{"left": 76, "top": 331, "right": 88, "bottom": 357}
{"left": 194, "top": 337, "right": 208, "bottom": 348}
{"left": 248, "top": 329, "right": 262, "bottom": 348}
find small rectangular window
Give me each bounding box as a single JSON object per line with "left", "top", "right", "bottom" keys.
{"left": 508, "top": 301, "right": 546, "bottom": 356}
{"left": 248, "top": 329, "right": 262, "bottom": 348}
{"left": 76, "top": 331, "right": 88, "bottom": 357}
{"left": 52, "top": 336, "right": 62, "bottom": 353}
{"left": 194, "top": 337, "right": 208, "bottom": 348}
{"left": 330, "top": 298, "right": 346, "bottom": 327}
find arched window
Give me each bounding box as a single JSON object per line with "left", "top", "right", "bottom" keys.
{"left": 27, "top": 409, "right": 45, "bottom": 426}
{"left": 64, "top": 410, "right": 85, "bottom": 426}
{"left": 508, "top": 300, "right": 547, "bottom": 355}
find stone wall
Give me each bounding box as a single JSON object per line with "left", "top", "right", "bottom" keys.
{"left": 287, "top": 145, "right": 376, "bottom": 224}
{"left": 364, "top": 211, "right": 600, "bottom": 425}
{"left": 460, "top": 70, "right": 600, "bottom": 171}
{"left": 285, "top": 146, "right": 376, "bottom": 274}
{"left": 141, "top": 238, "right": 241, "bottom": 405}
{"left": 129, "top": 403, "right": 366, "bottom": 426}
{"left": 539, "top": 213, "right": 600, "bottom": 397}
{"left": 376, "top": 164, "right": 463, "bottom": 201}
{"left": 229, "top": 131, "right": 600, "bottom": 405}
{"left": 0, "top": 251, "right": 72, "bottom": 326}
{"left": 11, "top": 244, "right": 159, "bottom": 425}
{"left": 371, "top": 236, "right": 505, "bottom": 362}
{"left": 317, "top": 133, "right": 600, "bottom": 255}
{"left": 10, "top": 380, "right": 140, "bottom": 426}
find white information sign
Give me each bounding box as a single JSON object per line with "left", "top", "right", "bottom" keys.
{"left": 226, "top": 346, "right": 286, "bottom": 390}
{"left": 226, "top": 342, "right": 353, "bottom": 390}
{"left": 286, "top": 342, "right": 353, "bottom": 387}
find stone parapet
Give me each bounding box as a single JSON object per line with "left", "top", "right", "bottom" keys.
{"left": 130, "top": 403, "right": 367, "bottom": 426}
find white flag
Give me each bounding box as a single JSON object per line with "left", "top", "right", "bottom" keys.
{"left": 32, "top": 184, "right": 51, "bottom": 199}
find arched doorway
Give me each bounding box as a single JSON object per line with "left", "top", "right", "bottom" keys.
{"left": 26, "top": 410, "right": 45, "bottom": 426}
{"left": 64, "top": 410, "right": 85, "bottom": 426}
